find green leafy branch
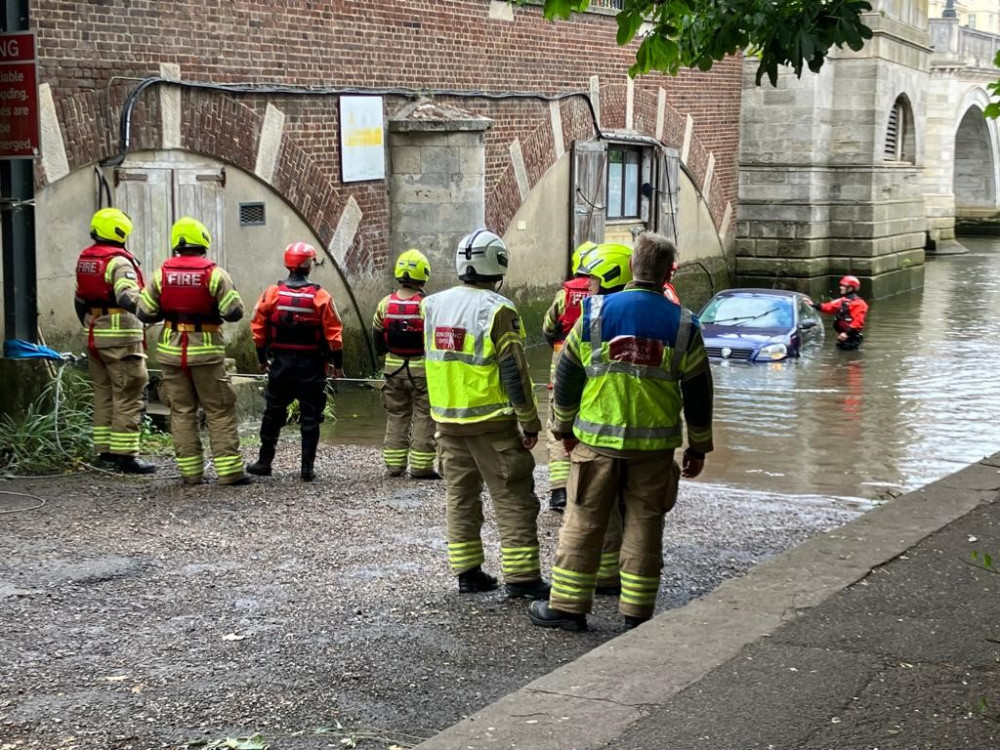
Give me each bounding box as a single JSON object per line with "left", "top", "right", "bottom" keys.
{"left": 523, "top": 0, "right": 874, "bottom": 85}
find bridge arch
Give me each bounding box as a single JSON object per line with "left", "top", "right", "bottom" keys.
{"left": 954, "top": 87, "right": 1000, "bottom": 213}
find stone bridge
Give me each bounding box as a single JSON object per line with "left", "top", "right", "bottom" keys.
{"left": 736, "top": 2, "right": 1000, "bottom": 299}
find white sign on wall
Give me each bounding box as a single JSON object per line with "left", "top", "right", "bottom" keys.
{"left": 340, "top": 95, "right": 386, "bottom": 183}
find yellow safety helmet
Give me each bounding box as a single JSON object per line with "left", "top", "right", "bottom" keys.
{"left": 171, "top": 216, "right": 212, "bottom": 253}
{"left": 585, "top": 243, "right": 633, "bottom": 292}
{"left": 90, "top": 207, "right": 133, "bottom": 243}
{"left": 394, "top": 248, "right": 431, "bottom": 284}
{"left": 571, "top": 240, "right": 598, "bottom": 276}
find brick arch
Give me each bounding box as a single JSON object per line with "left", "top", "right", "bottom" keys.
{"left": 43, "top": 86, "right": 351, "bottom": 267}
{"left": 486, "top": 85, "right": 731, "bottom": 238}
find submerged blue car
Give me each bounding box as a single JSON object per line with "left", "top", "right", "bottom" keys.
{"left": 698, "top": 288, "right": 823, "bottom": 362}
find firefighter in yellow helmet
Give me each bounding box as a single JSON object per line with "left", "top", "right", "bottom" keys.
{"left": 541, "top": 241, "right": 596, "bottom": 511}
{"left": 137, "top": 217, "right": 249, "bottom": 486}
{"left": 422, "top": 230, "right": 549, "bottom": 599}
{"left": 74, "top": 208, "right": 155, "bottom": 473}
{"left": 372, "top": 249, "right": 438, "bottom": 479}
{"left": 529, "top": 233, "right": 714, "bottom": 632}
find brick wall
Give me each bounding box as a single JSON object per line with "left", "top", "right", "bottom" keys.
{"left": 31, "top": 0, "right": 741, "bottom": 274}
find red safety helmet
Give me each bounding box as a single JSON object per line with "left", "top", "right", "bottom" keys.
{"left": 839, "top": 275, "right": 860, "bottom": 291}
{"left": 284, "top": 242, "right": 317, "bottom": 271}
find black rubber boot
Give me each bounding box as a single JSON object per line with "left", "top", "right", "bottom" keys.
{"left": 301, "top": 439, "right": 318, "bottom": 482}
{"left": 114, "top": 456, "right": 156, "bottom": 475}
{"left": 457, "top": 567, "right": 498, "bottom": 594}
{"left": 624, "top": 615, "right": 650, "bottom": 630}
{"left": 595, "top": 583, "right": 622, "bottom": 597}
{"left": 247, "top": 442, "right": 275, "bottom": 476}
{"left": 527, "top": 600, "right": 587, "bottom": 632}
{"left": 549, "top": 487, "right": 567, "bottom": 513}
{"left": 409, "top": 470, "right": 441, "bottom": 480}
{"left": 506, "top": 578, "right": 551, "bottom": 600}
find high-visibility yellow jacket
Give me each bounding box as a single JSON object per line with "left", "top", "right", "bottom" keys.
{"left": 422, "top": 284, "right": 540, "bottom": 435}
{"left": 553, "top": 282, "right": 713, "bottom": 456}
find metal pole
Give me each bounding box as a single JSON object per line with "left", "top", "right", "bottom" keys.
{"left": 1, "top": 0, "right": 36, "bottom": 343}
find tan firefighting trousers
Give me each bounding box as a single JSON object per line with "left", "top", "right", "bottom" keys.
{"left": 381, "top": 372, "right": 437, "bottom": 477}
{"left": 88, "top": 344, "right": 147, "bottom": 457}
{"left": 437, "top": 424, "right": 542, "bottom": 584}
{"left": 545, "top": 389, "right": 571, "bottom": 491}
{"left": 159, "top": 362, "right": 245, "bottom": 484}
{"left": 550, "top": 443, "right": 680, "bottom": 619}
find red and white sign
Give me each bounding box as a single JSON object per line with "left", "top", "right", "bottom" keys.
{"left": 0, "top": 32, "right": 39, "bottom": 159}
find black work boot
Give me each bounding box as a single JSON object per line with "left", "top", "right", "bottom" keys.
{"left": 114, "top": 456, "right": 157, "bottom": 475}
{"left": 457, "top": 567, "right": 498, "bottom": 594}
{"left": 300, "top": 439, "right": 318, "bottom": 482}
{"left": 506, "top": 578, "right": 551, "bottom": 600}
{"left": 549, "top": 487, "right": 567, "bottom": 513}
{"left": 527, "top": 600, "right": 587, "bottom": 632}
{"left": 624, "top": 615, "right": 650, "bottom": 630}
{"left": 246, "top": 442, "right": 276, "bottom": 477}
{"left": 595, "top": 583, "right": 622, "bottom": 597}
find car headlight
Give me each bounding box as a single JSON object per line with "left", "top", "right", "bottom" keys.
{"left": 756, "top": 343, "right": 787, "bottom": 361}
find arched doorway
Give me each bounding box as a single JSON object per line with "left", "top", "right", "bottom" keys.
{"left": 954, "top": 105, "right": 998, "bottom": 212}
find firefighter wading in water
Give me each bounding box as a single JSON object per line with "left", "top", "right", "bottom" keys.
{"left": 73, "top": 208, "right": 155, "bottom": 474}
{"left": 529, "top": 232, "right": 714, "bottom": 632}
{"left": 372, "top": 249, "right": 438, "bottom": 479}
{"left": 247, "top": 242, "right": 344, "bottom": 482}
{"left": 137, "top": 217, "right": 250, "bottom": 486}
{"left": 813, "top": 274, "right": 869, "bottom": 350}
{"left": 422, "top": 230, "right": 550, "bottom": 599}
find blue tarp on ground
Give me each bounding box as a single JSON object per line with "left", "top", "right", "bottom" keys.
{"left": 3, "top": 339, "right": 66, "bottom": 361}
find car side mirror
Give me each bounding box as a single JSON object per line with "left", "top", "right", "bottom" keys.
{"left": 800, "top": 319, "right": 818, "bottom": 329}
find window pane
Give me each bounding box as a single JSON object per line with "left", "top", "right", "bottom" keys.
{"left": 624, "top": 159, "right": 639, "bottom": 217}
{"left": 608, "top": 161, "right": 623, "bottom": 218}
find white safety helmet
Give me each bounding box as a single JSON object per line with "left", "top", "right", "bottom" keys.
{"left": 455, "top": 230, "right": 509, "bottom": 282}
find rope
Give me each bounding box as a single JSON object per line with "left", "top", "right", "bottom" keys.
{"left": 0, "top": 489, "right": 47, "bottom": 514}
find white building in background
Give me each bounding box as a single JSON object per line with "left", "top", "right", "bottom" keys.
{"left": 929, "top": 0, "right": 1000, "bottom": 33}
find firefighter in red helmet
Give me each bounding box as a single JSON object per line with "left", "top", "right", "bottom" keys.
{"left": 247, "top": 242, "right": 344, "bottom": 481}
{"left": 813, "top": 275, "right": 869, "bottom": 350}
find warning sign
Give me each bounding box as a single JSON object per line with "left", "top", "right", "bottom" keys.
{"left": 0, "top": 32, "right": 39, "bottom": 159}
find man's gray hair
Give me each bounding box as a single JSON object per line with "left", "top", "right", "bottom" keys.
{"left": 632, "top": 232, "right": 677, "bottom": 284}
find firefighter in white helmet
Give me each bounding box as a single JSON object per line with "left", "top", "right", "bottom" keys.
{"left": 421, "top": 230, "right": 550, "bottom": 599}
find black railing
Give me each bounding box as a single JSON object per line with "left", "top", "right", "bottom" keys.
{"left": 590, "top": 0, "right": 625, "bottom": 9}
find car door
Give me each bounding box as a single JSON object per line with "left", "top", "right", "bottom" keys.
{"left": 797, "top": 296, "right": 823, "bottom": 349}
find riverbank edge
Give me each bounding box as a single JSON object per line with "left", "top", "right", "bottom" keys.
{"left": 414, "top": 451, "right": 1000, "bottom": 750}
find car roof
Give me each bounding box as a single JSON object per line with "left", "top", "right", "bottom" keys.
{"left": 711, "top": 288, "right": 803, "bottom": 298}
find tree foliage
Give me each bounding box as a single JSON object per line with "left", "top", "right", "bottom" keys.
{"left": 532, "top": 0, "right": 874, "bottom": 86}
{"left": 987, "top": 50, "right": 1000, "bottom": 119}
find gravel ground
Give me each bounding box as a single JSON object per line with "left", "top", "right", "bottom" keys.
{"left": 0, "top": 442, "right": 869, "bottom": 750}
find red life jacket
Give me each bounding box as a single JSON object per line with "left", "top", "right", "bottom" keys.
{"left": 833, "top": 295, "right": 868, "bottom": 334}
{"left": 663, "top": 283, "right": 680, "bottom": 305}
{"left": 159, "top": 255, "right": 220, "bottom": 323}
{"left": 557, "top": 277, "right": 591, "bottom": 341}
{"left": 383, "top": 290, "right": 425, "bottom": 357}
{"left": 268, "top": 280, "right": 325, "bottom": 353}
{"left": 75, "top": 244, "right": 145, "bottom": 307}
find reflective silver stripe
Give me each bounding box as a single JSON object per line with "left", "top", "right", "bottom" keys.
{"left": 277, "top": 305, "right": 315, "bottom": 313}
{"left": 588, "top": 295, "right": 604, "bottom": 349}
{"left": 433, "top": 403, "right": 512, "bottom": 419}
{"left": 424, "top": 349, "right": 494, "bottom": 366}
{"left": 671, "top": 308, "right": 693, "bottom": 377}
{"left": 574, "top": 418, "right": 682, "bottom": 440}
{"left": 280, "top": 291, "right": 316, "bottom": 299}
{"left": 585, "top": 362, "right": 680, "bottom": 381}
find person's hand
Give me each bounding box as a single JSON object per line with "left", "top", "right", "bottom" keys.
{"left": 330, "top": 366, "right": 344, "bottom": 380}
{"left": 258, "top": 362, "right": 269, "bottom": 374}
{"left": 522, "top": 432, "right": 538, "bottom": 450}
{"left": 682, "top": 451, "right": 704, "bottom": 478}
{"left": 837, "top": 332, "right": 848, "bottom": 342}
{"left": 562, "top": 436, "right": 579, "bottom": 454}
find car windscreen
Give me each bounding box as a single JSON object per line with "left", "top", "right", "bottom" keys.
{"left": 700, "top": 295, "right": 794, "bottom": 329}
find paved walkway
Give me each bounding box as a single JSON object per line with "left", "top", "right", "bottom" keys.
{"left": 417, "top": 454, "right": 1000, "bottom": 749}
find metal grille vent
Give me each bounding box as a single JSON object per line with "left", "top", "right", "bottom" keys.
{"left": 239, "top": 202, "right": 266, "bottom": 226}
{"left": 884, "top": 105, "right": 900, "bottom": 160}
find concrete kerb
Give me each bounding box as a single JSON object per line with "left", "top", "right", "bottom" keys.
{"left": 415, "top": 453, "right": 1000, "bottom": 750}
